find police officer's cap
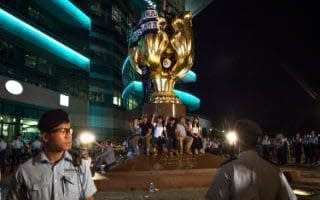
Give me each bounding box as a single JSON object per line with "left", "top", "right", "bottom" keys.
{"left": 38, "top": 109, "right": 70, "bottom": 133}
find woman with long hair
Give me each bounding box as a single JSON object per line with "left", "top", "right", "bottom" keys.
{"left": 191, "top": 117, "right": 204, "bottom": 154}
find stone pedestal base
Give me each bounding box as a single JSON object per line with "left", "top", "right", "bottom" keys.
{"left": 142, "top": 103, "right": 186, "bottom": 117}
{"left": 94, "top": 154, "right": 224, "bottom": 191}
{"left": 94, "top": 154, "right": 301, "bottom": 192}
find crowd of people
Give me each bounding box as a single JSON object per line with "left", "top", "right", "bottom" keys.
{"left": 257, "top": 132, "right": 320, "bottom": 166}
{"left": 0, "top": 133, "right": 121, "bottom": 174}
{"left": 123, "top": 114, "right": 320, "bottom": 168}
{"left": 0, "top": 134, "right": 43, "bottom": 172}
{"left": 0, "top": 108, "right": 317, "bottom": 200}
{"left": 1, "top": 118, "right": 319, "bottom": 174}
{"left": 125, "top": 114, "right": 207, "bottom": 158}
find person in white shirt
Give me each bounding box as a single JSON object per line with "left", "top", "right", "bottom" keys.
{"left": 206, "top": 119, "right": 297, "bottom": 200}
{"left": 191, "top": 117, "right": 204, "bottom": 154}
{"left": 95, "top": 140, "right": 116, "bottom": 171}
{"left": 72, "top": 133, "right": 80, "bottom": 149}
{"left": 261, "top": 134, "right": 271, "bottom": 160}
{"left": 175, "top": 117, "right": 193, "bottom": 155}
{"left": 11, "top": 134, "right": 24, "bottom": 149}
{"left": 128, "top": 118, "right": 143, "bottom": 155}
{"left": 152, "top": 115, "right": 167, "bottom": 156}
{"left": 0, "top": 136, "right": 7, "bottom": 152}
{"left": 31, "top": 136, "right": 42, "bottom": 156}
{"left": 0, "top": 136, "right": 7, "bottom": 169}
{"left": 11, "top": 134, "right": 24, "bottom": 165}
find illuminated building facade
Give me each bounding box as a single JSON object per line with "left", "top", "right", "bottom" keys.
{"left": 0, "top": 0, "right": 213, "bottom": 140}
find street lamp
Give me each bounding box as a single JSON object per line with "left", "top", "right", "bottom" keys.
{"left": 226, "top": 131, "right": 238, "bottom": 158}
{"left": 79, "top": 131, "right": 95, "bottom": 144}
{"left": 79, "top": 131, "right": 95, "bottom": 169}
{"left": 226, "top": 131, "right": 238, "bottom": 146}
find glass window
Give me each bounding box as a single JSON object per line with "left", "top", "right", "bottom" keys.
{"left": 127, "top": 95, "right": 138, "bottom": 110}
{"left": 21, "top": 118, "right": 39, "bottom": 140}
{"left": 112, "top": 6, "right": 122, "bottom": 24}
{"left": 113, "top": 90, "right": 121, "bottom": 106}
{"left": 38, "top": 58, "right": 52, "bottom": 75}
{"left": 113, "top": 96, "right": 119, "bottom": 105}
{"left": 89, "top": 91, "right": 105, "bottom": 103}
{"left": 1, "top": 40, "right": 88, "bottom": 100}
{"left": 115, "top": 25, "right": 122, "bottom": 35}
{"left": 25, "top": 54, "right": 37, "bottom": 68}
{"left": 89, "top": 0, "right": 103, "bottom": 16}
{"left": 28, "top": 6, "right": 40, "bottom": 19}
{"left": 0, "top": 40, "right": 8, "bottom": 58}
{"left": 91, "top": 45, "right": 109, "bottom": 62}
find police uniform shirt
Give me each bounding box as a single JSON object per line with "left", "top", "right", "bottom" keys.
{"left": 10, "top": 151, "right": 97, "bottom": 200}
{"left": 206, "top": 150, "right": 297, "bottom": 200}
{"left": 11, "top": 139, "right": 23, "bottom": 149}
{"left": 98, "top": 146, "right": 116, "bottom": 166}
{"left": 31, "top": 140, "right": 42, "bottom": 150}
{"left": 0, "top": 140, "right": 7, "bottom": 152}
{"left": 309, "top": 135, "right": 318, "bottom": 144}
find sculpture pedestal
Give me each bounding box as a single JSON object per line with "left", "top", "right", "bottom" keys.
{"left": 94, "top": 154, "right": 301, "bottom": 192}
{"left": 142, "top": 103, "right": 186, "bottom": 117}
{"left": 94, "top": 154, "right": 225, "bottom": 191}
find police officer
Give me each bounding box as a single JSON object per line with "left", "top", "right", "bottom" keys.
{"left": 31, "top": 136, "right": 42, "bottom": 156}
{"left": 9, "top": 109, "right": 97, "bottom": 200}
{"left": 206, "top": 119, "right": 297, "bottom": 200}
{"left": 0, "top": 135, "right": 7, "bottom": 169}
{"left": 11, "top": 134, "right": 24, "bottom": 166}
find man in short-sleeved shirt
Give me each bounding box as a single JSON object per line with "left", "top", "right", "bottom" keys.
{"left": 11, "top": 135, "right": 24, "bottom": 149}
{"left": 140, "top": 117, "right": 153, "bottom": 137}
{"left": 206, "top": 119, "right": 296, "bottom": 200}
{"left": 0, "top": 136, "right": 7, "bottom": 152}
{"left": 139, "top": 116, "right": 153, "bottom": 156}
{"left": 175, "top": 117, "right": 193, "bottom": 155}
{"left": 31, "top": 136, "right": 42, "bottom": 156}
{"left": 9, "top": 109, "right": 97, "bottom": 200}
{"left": 0, "top": 136, "right": 7, "bottom": 169}
{"left": 11, "top": 134, "right": 24, "bottom": 165}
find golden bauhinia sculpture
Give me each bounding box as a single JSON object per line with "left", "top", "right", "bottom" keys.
{"left": 129, "top": 8, "right": 194, "bottom": 104}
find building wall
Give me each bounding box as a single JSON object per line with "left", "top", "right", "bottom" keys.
{"left": 0, "top": 0, "right": 89, "bottom": 54}
{"left": 0, "top": 0, "right": 210, "bottom": 140}
{"left": 0, "top": 1, "right": 90, "bottom": 100}
{"left": 0, "top": 75, "right": 89, "bottom": 140}
{"left": 85, "top": 0, "right": 144, "bottom": 138}
{"left": 0, "top": 75, "right": 89, "bottom": 127}
{"left": 185, "top": 0, "right": 214, "bottom": 16}
{"left": 0, "top": 0, "right": 145, "bottom": 140}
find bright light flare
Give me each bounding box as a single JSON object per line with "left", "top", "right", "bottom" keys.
{"left": 293, "top": 189, "right": 313, "bottom": 196}
{"left": 5, "top": 80, "right": 23, "bottom": 95}
{"left": 226, "top": 131, "right": 238, "bottom": 145}
{"left": 92, "top": 172, "right": 109, "bottom": 180}
{"left": 79, "top": 131, "right": 95, "bottom": 144}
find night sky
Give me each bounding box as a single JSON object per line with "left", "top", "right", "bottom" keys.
{"left": 190, "top": 0, "right": 320, "bottom": 135}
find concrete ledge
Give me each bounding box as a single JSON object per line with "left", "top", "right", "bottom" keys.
{"left": 94, "top": 154, "right": 302, "bottom": 192}
{"left": 282, "top": 169, "right": 302, "bottom": 183}
{"left": 95, "top": 169, "right": 218, "bottom": 191}
{"left": 95, "top": 154, "right": 223, "bottom": 191}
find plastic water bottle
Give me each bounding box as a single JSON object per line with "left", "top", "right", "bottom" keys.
{"left": 149, "top": 182, "right": 155, "bottom": 192}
